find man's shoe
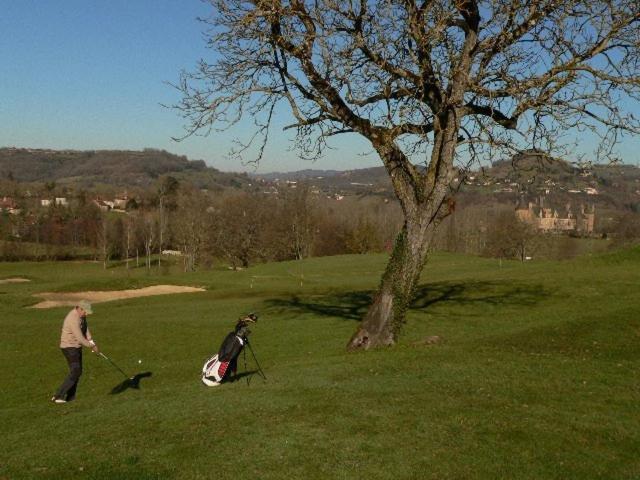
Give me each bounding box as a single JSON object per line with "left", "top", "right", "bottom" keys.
{"left": 51, "top": 396, "right": 67, "bottom": 404}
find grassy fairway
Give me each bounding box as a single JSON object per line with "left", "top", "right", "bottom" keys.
{"left": 1, "top": 250, "right": 639, "bottom": 479}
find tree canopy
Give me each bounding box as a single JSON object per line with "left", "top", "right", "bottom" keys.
{"left": 176, "top": 1, "right": 640, "bottom": 168}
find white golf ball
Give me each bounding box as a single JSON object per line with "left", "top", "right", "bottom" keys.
{"left": 138, "top": 359, "right": 142, "bottom": 364}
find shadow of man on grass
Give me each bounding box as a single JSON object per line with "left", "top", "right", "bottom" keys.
{"left": 110, "top": 371, "right": 153, "bottom": 395}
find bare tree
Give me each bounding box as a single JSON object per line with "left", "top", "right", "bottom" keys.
{"left": 140, "top": 211, "right": 157, "bottom": 271}
{"left": 610, "top": 211, "right": 640, "bottom": 248}
{"left": 281, "top": 183, "right": 317, "bottom": 260}
{"left": 484, "top": 210, "right": 541, "bottom": 262}
{"left": 174, "top": 1, "right": 640, "bottom": 349}
{"left": 157, "top": 176, "right": 179, "bottom": 269}
{"left": 212, "top": 193, "right": 265, "bottom": 269}
{"left": 173, "top": 186, "right": 210, "bottom": 272}
{"left": 99, "top": 214, "right": 109, "bottom": 269}
{"left": 124, "top": 214, "right": 134, "bottom": 270}
{"left": 345, "top": 218, "right": 384, "bottom": 254}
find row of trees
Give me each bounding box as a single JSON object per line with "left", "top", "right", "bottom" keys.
{"left": 4, "top": 174, "right": 640, "bottom": 266}
{"left": 0, "top": 181, "right": 403, "bottom": 267}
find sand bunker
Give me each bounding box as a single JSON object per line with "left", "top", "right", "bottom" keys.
{"left": 31, "top": 285, "right": 205, "bottom": 309}
{"left": 0, "top": 278, "right": 30, "bottom": 284}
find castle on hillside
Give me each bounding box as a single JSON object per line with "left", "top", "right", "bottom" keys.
{"left": 515, "top": 197, "right": 595, "bottom": 234}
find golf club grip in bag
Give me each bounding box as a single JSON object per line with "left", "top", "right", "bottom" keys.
{"left": 202, "top": 354, "right": 230, "bottom": 383}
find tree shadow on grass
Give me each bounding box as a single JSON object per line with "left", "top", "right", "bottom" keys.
{"left": 411, "top": 281, "right": 549, "bottom": 311}
{"left": 110, "top": 371, "right": 152, "bottom": 395}
{"left": 266, "top": 280, "right": 550, "bottom": 322}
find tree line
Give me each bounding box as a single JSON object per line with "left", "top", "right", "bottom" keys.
{"left": 2, "top": 174, "right": 638, "bottom": 266}
{"left": 0, "top": 177, "right": 402, "bottom": 268}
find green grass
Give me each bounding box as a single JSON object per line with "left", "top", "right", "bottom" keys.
{"left": 1, "top": 248, "right": 639, "bottom": 479}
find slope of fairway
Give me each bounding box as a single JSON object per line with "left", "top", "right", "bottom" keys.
{"left": 0, "top": 249, "right": 638, "bottom": 479}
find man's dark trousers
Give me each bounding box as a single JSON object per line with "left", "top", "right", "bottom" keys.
{"left": 55, "top": 347, "right": 82, "bottom": 400}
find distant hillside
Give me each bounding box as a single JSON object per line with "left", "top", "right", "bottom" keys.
{"left": 479, "top": 153, "right": 640, "bottom": 213}
{"left": 253, "top": 152, "right": 640, "bottom": 215}
{"left": 255, "top": 169, "right": 344, "bottom": 181}
{"left": 2, "top": 147, "right": 638, "bottom": 215}
{"left": 253, "top": 166, "right": 392, "bottom": 195}
{"left": 0, "top": 147, "right": 251, "bottom": 190}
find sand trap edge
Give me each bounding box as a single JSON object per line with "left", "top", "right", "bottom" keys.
{"left": 29, "top": 285, "right": 206, "bottom": 309}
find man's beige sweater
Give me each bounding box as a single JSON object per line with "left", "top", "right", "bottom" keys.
{"left": 59, "top": 308, "right": 93, "bottom": 348}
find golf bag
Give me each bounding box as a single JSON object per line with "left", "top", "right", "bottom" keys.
{"left": 201, "top": 314, "right": 257, "bottom": 386}
{"left": 201, "top": 353, "right": 231, "bottom": 385}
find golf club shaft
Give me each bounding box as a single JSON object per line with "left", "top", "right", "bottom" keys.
{"left": 99, "top": 352, "right": 130, "bottom": 378}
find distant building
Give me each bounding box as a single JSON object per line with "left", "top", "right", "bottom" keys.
{"left": 0, "top": 197, "right": 20, "bottom": 215}
{"left": 39, "top": 197, "right": 68, "bottom": 207}
{"left": 114, "top": 195, "right": 128, "bottom": 209}
{"left": 0, "top": 196, "right": 16, "bottom": 210}
{"left": 515, "top": 197, "right": 595, "bottom": 234}
{"left": 93, "top": 199, "right": 111, "bottom": 212}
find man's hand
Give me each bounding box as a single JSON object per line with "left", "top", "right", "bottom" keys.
{"left": 89, "top": 340, "right": 99, "bottom": 354}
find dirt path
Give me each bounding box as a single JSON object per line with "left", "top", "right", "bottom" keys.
{"left": 31, "top": 285, "right": 205, "bottom": 309}
{"left": 0, "top": 278, "right": 31, "bottom": 284}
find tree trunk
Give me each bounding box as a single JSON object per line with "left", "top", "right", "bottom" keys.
{"left": 125, "top": 222, "right": 130, "bottom": 270}
{"left": 146, "top": 242, "right": 151, "bottom": 271}
{"left": 101, "top": 217, "right": 108, "bottom": 270}
{"left": 347, "top": 113, "right": 458, "bottom": 351}
{"left": 158, "top": 196, "right": 163, "bottom": 269}
{"left": 347, "top": 216, "right": 437, "bottom": 350}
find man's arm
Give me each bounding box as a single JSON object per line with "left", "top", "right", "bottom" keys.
{"left": 86, "top": 325, "right": 99, "bottom": 352}
{"left": 69, "top": 318, "right": 95, "bottom": 349}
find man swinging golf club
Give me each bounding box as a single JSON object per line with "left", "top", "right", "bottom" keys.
{"left": 202, "top": 313, "right": 258, "bottom": 387}
{"left": 51, "top": 300, "right": 99, "bottom": 403}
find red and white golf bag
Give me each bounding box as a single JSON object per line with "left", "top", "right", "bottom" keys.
{"left": 201, "top": 354, "right": 231, "bottom": 386}
{"left": 201, "top": 315, "right": 257, "bottom": 387}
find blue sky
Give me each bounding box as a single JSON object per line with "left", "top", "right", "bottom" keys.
{"left": 1, "top": 1, "right": 638, "bottom": 173}
{"left": 0, "top": 0, "right": 374, "bottom": 173}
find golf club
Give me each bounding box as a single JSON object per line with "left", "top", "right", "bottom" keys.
{"left": 98, "top": 352, "right": 132, "bottom": 379}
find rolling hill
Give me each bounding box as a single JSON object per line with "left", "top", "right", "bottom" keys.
{"left": 2, "top": 147, "right": 638, "bottom": 217}
{"left": 0, "top": 147, "right": 251, "bottom": 190}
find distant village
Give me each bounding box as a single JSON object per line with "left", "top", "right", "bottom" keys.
{"left": 0, "top": 193, "right": 130, "bottom": 216}
{"left": 1, "top": 186, "right": 598, "bottom": 239}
